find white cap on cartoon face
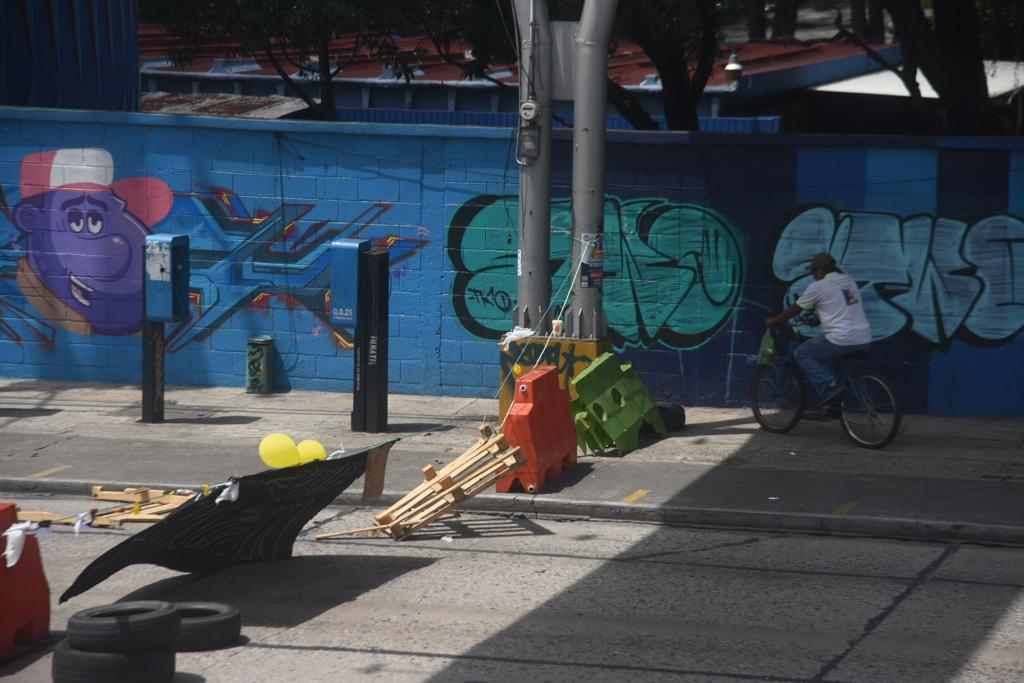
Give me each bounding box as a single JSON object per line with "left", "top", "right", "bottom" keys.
{"left": 18, "top": 147, "right": 173, "bottom": 228}
{"left": 47, "top": 148, "right": 115, "bottom": 188}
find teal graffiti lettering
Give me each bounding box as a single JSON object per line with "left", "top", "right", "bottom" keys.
{"left": 449, "top": 195, "right": 746, "bottom": 350}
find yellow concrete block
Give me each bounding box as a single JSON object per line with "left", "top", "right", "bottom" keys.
{"left": 498, "top": 336, "right": 612, "bottom": 419}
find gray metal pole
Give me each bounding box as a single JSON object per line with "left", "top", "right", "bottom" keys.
{"left": 513, "top": 0, "right": 552, "bottom": 334}
{"left": 565, "top": 0, "right": 616, "bottom": 339}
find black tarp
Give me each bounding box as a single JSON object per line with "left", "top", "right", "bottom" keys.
{"left": 61, "top": 440, "right": 395, "bottom": 602}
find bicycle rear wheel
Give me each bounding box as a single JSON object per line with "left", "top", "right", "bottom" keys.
{"left": 840, "top": 371, "right": 901, "bottom": 449}
{"left": 751, "top": 363, "right": 804, "bottom": 433}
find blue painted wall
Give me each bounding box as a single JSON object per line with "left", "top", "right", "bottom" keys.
{"left": 0, "top": 108, "right": 1021, "bottom": 415}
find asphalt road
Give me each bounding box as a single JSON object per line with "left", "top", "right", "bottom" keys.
{"left": 3, "top": 493, "right": 1024, "bottom": 683}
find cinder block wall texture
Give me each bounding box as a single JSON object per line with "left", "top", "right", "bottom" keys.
{"left": 1, "top": 109, "right": 1022, "bottom": 415}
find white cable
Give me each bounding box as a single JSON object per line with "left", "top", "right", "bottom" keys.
{"left": 496, "top": 236, "right": 592, "bottom": 430}
{"left": 494, "top": 235, "right": 588, "bottom": 400}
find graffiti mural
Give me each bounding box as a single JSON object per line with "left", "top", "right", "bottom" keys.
{"left": 0, "top": 149, "right": 430, "bottom": 349}
{"left": 6, "top": 148, "right": 172, "bottom": 336}
{"left": 773, "top": 206, "right": 1024, "bottom": 345}
{"left": 165, "top": 191, "right": 428, "bottom": 351}
{"left": 498, "top": 338, "right": 600, "bottom": 396}
{"left": 449, "top": 195, "right": 746, "bottom": 350}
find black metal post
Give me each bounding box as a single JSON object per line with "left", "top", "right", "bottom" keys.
{"left": 351, "top": 248, "right": 370, "bottom": 432}
{"left": 365, "top": 249, "right": 390, "bottom": 433}
{"left": 141, "top": 319, "right": 165, "bottom": 423}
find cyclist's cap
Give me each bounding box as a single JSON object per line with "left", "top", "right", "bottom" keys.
{"left": 809, "top": 252, "right": 836, "bottom": 272}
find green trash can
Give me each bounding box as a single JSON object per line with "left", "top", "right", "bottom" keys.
{"left": 246, "top": 336, "right": 274, "bottom": 394}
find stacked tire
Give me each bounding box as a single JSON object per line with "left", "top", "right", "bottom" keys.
{"left": 53, "top": 601, "right": 241, "bottom": 683}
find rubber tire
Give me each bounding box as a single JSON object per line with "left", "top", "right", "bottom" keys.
{"left": 657, "top": 403, "right": 686, "bottom": 432}
{"left": 52, "top": 638, "right": 175, "bottom": 683}
{"left": 840, "top": 371, "right": 901, "bottom": 449}
{"left": 66, "top": 601, "right": 180, "bottom": 653}
{"left": 174, "top": 602, "right": 242, "bottom": 651}
{"left": 750, "top": 363, "right": 805, "bottom": 434}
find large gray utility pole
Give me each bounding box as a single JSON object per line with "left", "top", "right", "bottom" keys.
{"left": 565, "top": 0, "right": 616, "bottom": 339}
{"left": 513, "top": 0, "right": 553, "bottom": 335}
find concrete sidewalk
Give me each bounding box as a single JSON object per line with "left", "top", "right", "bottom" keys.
{"left": 1, "top": 378, "right": 1023, "bottom": 544}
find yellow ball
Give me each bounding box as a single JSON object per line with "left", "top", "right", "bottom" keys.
{"left": 513, "top": 363, "right": 524, "bottom": 377}
{"left": 258, "top": 433, "right": 300, "bottom": 469}
{"left": 297, "top": 439, "right": 328, "bottom": 464}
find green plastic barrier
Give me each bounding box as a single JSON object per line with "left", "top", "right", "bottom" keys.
{"left": 570, "top": 352, "right": 666, "bottom": 455}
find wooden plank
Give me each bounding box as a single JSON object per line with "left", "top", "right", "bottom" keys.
{"left": 429, "top": 475, "right": 455, "bottom": 493}
{"left": 17, "top": 510, "right": 122, "bottom": 528}
{"left": 370, "top": 429, "right": 526, "bottom": 541}
{"left": 17, "top": 511, "right": 68, "bottom": 523}
{"left": 313, "top": 524, "right": 390, "bottom": 540}
{"left": 90, "top": 487, "right": 169, "bottom": 503}
{"left": 107, "top": 514, "right": 166, "bottom": 523}
{"left": 373, "top": 485, "right": 436, "bottom": 526}
{"left": 142, "top": 497, "right": 191, "bottom": 510}
{"left": 443, "top": 486, "right": 467, "bottom": 505}
{"left": 374, "top": 443, "right": 497, "bottom": 523}
{"left": 386, "top": 447, "right": 523, "bottom": 528}
{"left": 394, "top": 494, "right": 450, "bottom": 528}
{"left": 374, "top": 431, "right": 510, "bottom": 525}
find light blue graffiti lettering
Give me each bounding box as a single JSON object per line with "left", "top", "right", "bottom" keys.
{"left": 773, "top": 206, "right": 1023, "bottom": 345}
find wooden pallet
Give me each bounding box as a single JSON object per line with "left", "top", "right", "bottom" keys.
{"left": 315, "top": 424, "right": 526, "bottom": 541}
{"left": 16, "top": 487, "right": 193, "bottom": 529}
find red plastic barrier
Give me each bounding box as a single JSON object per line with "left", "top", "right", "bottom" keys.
{"left": 0, "top": 503, "right": 50, "bottom": 662}
{"left": 497, "top": 366, "right": 577, "bottom": 494}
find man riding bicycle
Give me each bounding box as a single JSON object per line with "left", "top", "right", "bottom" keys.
{"left": 765, "top": 252, "right": 872, "bottom": 407}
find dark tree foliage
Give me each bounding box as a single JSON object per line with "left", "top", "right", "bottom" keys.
{"left": 976, "top": 0, "right": 1024, "bottom": 62}
{"left": 141, "top": 0, "right": 1023, "bottom": 134}
{"left": 139, "top": 0, "right": 407, "bottom": 120}
{"left": 616, "top": 0, "right": 719, "bottom": 131}
{"left": 882, "top": 0, "right": 1005, "bottom": 134}
{"left": 747, "top": 0, "right": 768, "bottom": 40}
{"left": 772, "top": 0, "right": 800, "bottom": 37}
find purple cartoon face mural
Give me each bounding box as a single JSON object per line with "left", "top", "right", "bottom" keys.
{"left": 12, "top": 149, "right": 172, "bottom": 336}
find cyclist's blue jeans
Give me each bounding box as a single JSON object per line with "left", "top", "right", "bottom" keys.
{"left": 793, "top": 335, "right": 871, "bottom": 392}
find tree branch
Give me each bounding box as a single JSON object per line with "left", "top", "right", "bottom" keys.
{"left": 607, "top": 79, "right": 661, "bottom": 130}
{"left": 317, "top": 33, "right": 336, "bottom": 117}
{"left": 691, "top": 0, "right": 718, "bottom": 97}
{"left": 262, "top": 43, "right": 317, "bottom": 111}
{"left": 331, "top": 35, "right": 363, "bottom": 77}
{"left": 833, "top": 18, "right": 921, "bottom": 99}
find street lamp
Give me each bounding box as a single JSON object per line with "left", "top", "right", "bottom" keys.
{"left": 724, "top": 51, "right": 744, "bottom": 83}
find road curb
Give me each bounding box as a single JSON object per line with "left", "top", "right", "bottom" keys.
{"left": 4, "top": 476, "right": 1023, "bottom": 547}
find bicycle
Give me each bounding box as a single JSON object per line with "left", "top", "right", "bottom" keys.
{"left": 750, "top": 318, "right": 902, "bottom": 449}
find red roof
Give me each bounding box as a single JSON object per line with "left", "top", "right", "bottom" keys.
{"left": 139, "top": 24, "right": 885, "bottom": 88}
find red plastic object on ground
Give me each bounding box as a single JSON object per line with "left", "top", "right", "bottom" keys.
{"left": 497, "top": 366, "right": 577, "bottom": 494}
{"left": 0, "top": 503, "right": 50, "bottom": 662}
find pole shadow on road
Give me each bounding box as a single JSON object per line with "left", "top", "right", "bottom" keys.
{"left": 420, "top": 412, "right": 1024, "bottom": 682}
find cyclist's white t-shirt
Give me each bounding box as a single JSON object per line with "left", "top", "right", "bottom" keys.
{"left": 796, "top": 272, "right": 873, "bottom": 346}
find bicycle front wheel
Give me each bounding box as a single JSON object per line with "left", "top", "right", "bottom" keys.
{"left": 751, "top": 363, "right": 804, "bottom": 433}
{"left": 840, "top": 371, "right": 901, "bottom": 449}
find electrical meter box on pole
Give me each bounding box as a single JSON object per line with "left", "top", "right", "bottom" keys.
{"left": 142, "top": 234, "right": 190, "bottom": 423}
{"left": 144, "top": 234, "right": 190, "bottom": 322}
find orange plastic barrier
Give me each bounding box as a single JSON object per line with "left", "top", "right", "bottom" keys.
{"left": 497, "top": 366, "right": 577, "bottom": 494}
{"left": 0, "top": 503, "right": 50, "bottom": 662}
